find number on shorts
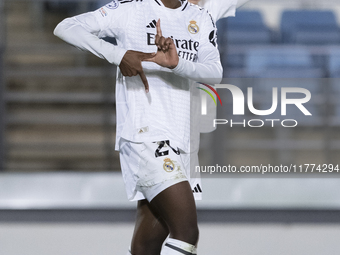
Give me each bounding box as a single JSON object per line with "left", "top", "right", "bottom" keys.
{"left": 154, "top": 140, "right": 180, "bottom": 158}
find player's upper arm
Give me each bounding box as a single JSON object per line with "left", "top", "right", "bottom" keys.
{"left": 172, "top": 9, "right": 222, "bottom": 84}
{"left": 54, "top": 12, "right": 102, "bottom": 39}
{"left": 53, "top": 0, "right": 135, "bottom": 66}
{"left": 54, "top": 0, "right": 131, "bottom": 40}
{"left": 198, "top": 10, "right": 223, "bottom": 79}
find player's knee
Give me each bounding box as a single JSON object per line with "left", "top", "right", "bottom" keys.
{"left": 132, "top": 238, "right": 163, "bottom": 255}
{"left": 171, "top": 223, "right": 199, "bottom": 245}
{"left": 186, "top": 218, "right": 199, "bottom": 244}
{"left": 188, "top": 224, "right": 199, "bottom": 245}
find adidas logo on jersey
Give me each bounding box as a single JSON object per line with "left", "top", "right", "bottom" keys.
{"left": 146, "top": 20, "right": 157, "bottom": 28}
{"left": 192, "top": 183, "right": 202, "bottom": 193}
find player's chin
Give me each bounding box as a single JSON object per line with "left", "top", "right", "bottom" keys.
{"left": 189, "top": 0, "right": 200, "bottom": 5}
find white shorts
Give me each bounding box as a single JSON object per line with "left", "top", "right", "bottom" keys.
{"left": 119, "top": 139, "right": 202, "bottom": 201}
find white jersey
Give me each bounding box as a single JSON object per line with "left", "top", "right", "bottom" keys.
{"left": 194, "top": 0, "right": 237, "bottom": 134}
{"left": 54, "top": 0, "right": 222, "bottom": 153}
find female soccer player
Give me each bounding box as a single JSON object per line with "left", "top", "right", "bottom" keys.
{"left": 54, "top": 0, "right": 223, "bottom": 254}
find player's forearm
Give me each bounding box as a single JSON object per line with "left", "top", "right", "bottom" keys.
{"left": 54, "top": 17, "right": 127, "bottom": 66}
{"left": 172, "top": 58, "right": 223, "bottom": 84}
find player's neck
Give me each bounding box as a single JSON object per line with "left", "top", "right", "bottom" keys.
{"left": 161, "top": 0, "right": 182, "bottom": 9}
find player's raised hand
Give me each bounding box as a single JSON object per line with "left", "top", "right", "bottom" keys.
{"left": 145, "top": 19, "right": 179, "bottom": 69}
{"left": 119, "top": 50, "right": 155, "bottom": 93}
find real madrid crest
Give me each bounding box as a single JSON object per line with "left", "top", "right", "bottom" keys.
{"left": 163, "top": 158, "right": 175, "bottom": 172}
{"left": 188, "top": 20, "right": 199, "bottom": 34}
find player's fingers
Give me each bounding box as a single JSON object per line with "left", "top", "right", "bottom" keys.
{"left": 138, "top": 70, "right": 149, "bottom": 93}
{"left": 143, "top": 51, "right": 158, "bottom": 62}
{"left": 155, "top": 34, "right": 163, "bottom": 50}
{"left": 143, "top": 58, "right": 154, "bottom": 63}
{"left": 143, "top": 54, "right": 157, "bottom": 63}
{"left": 158, "top": 36, "right": 166, "bottom": 50}
{"left": 140, "top": 52, "right": 156, "bottom": 61}
{"left": 120, "top": 68, "right": 132, "bottom": 77}
{"left": 156, "top": 19, "right": 162, "bottom": 37}
{"left": 164, "top": 37, "right": 172, "bottom": 51}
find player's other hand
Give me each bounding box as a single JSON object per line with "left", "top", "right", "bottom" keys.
{"left": 119, "top": 50, "right": 155, "bottom": 93}
{"left": 145, "top": 19, "right": 179, "bottom": 69}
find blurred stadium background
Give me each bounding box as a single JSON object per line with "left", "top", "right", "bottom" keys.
{"left": 1, "top": 0, "right": 340, "bottom": 254}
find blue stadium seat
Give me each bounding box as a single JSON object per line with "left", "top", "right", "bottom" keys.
{"left": 280, "top": 10, "right": 340, "bottom": 44}
{"left": 217, "top": 11, "right": 271, "bottom": 45}
{"left": 220, "top": 51, "right": 245, "bottom": 69}
{"left": 243, "top": 47, "right": 323, "bottom": 96}
{"left": 328, "top": 48, "right": 340, "bottom": 78}
{"left": 293, "top": 29, "right": 340, "bottom": 45}
{"left": 228, "top": 10, "right": 265, "bottom": 26}
{"left": 254, "top": 74, "right": 322, "bottom": 92}
{"left": 328, "top": 48, "right": 340, "bottom": 106}
{"left": 245, "top": 47, "right": 314, "bottom": 74}
{"left": 224, "top": 46, "right": 324, "bottom": 80}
